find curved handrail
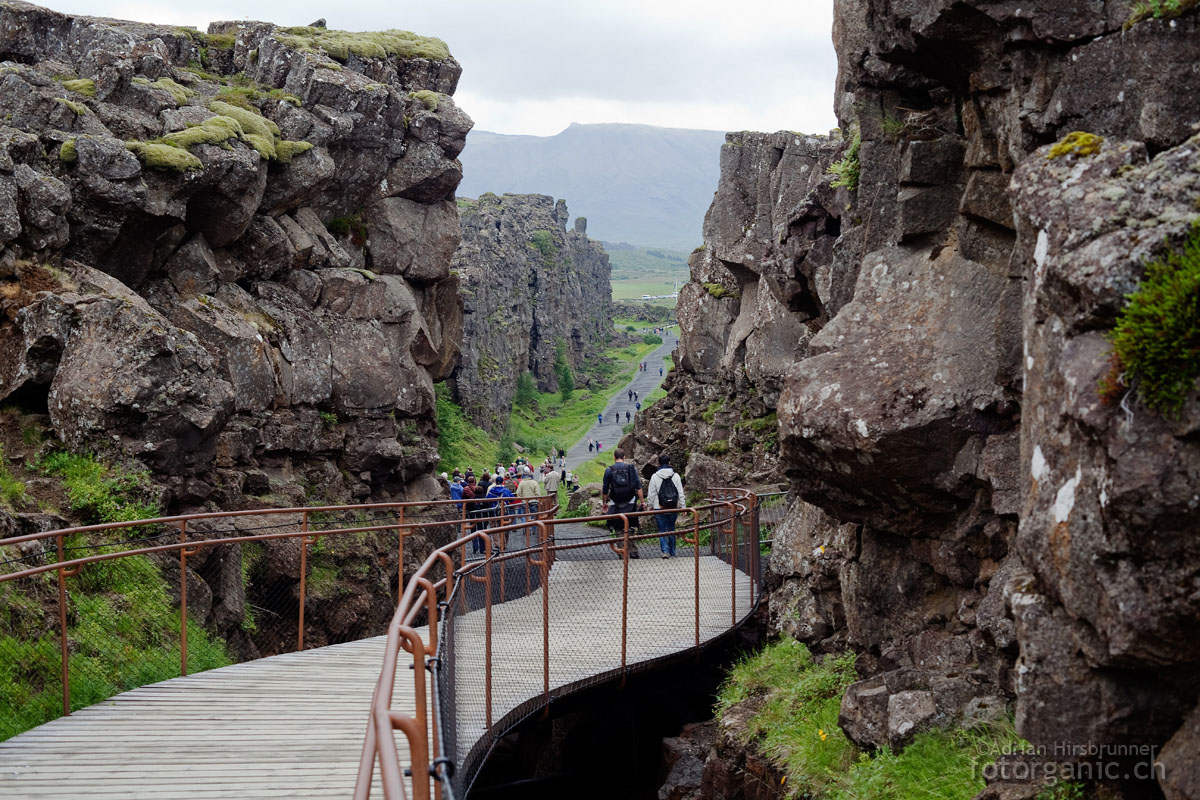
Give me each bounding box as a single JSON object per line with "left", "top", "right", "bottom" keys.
{"left": 0, "top": 494, "right": 558, "bottom": 724}
{"left": 355, "top": 489, "right": 763, "bottom": 800}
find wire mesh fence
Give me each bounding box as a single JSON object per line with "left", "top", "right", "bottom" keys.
{"left": 0, "top": 497, "right": 518, "bottom": 743}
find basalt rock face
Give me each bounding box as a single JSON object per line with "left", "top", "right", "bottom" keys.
{"left": 630, "top": 131, "right": 843, "bottom": 491}
{"left": 451, "top": 193, "right": 612, "bottom": 434}
{"left": 656, "top": 2, "right": 1200, "bottom": 796}
{"left": 0, "top": 2, "right": 469, "bottom": 508}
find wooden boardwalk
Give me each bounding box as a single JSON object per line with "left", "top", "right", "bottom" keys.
{"left": 0, "top": 552, "right": 753, "bottom": 799}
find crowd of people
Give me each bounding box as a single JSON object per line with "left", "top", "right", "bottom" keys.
{"left": 441, "top": 453, "right": 579, "bottom": 555}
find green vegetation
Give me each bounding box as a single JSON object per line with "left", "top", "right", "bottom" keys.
{"left": 828, "top": 128, "right": 861, "bottom": 191}
{"left": 703, "top": 282, "right": 740, "bottom": 300}
{"left": 274, "top": 140, "right": 313, "bottom": 163}
{"left": 514, "top": 371, "right": 537, "bottom": 408}
{"left": 326, "top": 213, "right": 368, "bottom": 246}
{"left": 1126, "top": 0, "right": 1198, "bottom": 27}
{"left": 319, "top": 411, "right": 338, "bottom": 427}
{"left": 1100, "top": 221, "right": 1200, "bottom": 415}
{"left": 409, "top": 89, "right": 439, "bottom": 110}
{"left": 554, "top": 338, "right": 575, "bottom": 401}
{"left": 206, "top": 33, "right": 236, "bottom": 49}
{"left": 126, "top": 141, "right": 203, "bottom": 172}
{"left": 1036, "top": 782, "right": 1088, "bottom": 800}
{"left": 718, "top": 638, "right": 1021, "bottom": 800}
{"left": 434, "top": 383, "right": 499, "bottom": 474}
{"left": 1047, "top": 131, "right": 1103, "bottom": 160}
{"left": 58, "top": 138, "right": 77, "bottom": 163}
{"left": 275, "top": 26, "right": 451, "bottom": 63}
{"left": 53, "top": 97, "right": 88, "bottom": 115}
{"left": 605, "top": 245, "right": 689, "bottom": 305}
{"left": 704, "top": 440, "right": 729, "bottom": 455}
{"left": 207, "top": 99, "right": 279, "bottom": 156}
{"left": 60, "top": 78, "right": 95, "bottom": 97}
{"left": 151, "top": 77, "right": 194, "bottom": 105}
{"left": 528, "top": 229, "right": 558, "bottom": 264}
{"left": 642, "top": 333, "right": 663, "bottom": 345}
{"left": 702, "top": 400, "right": 724, "bottom": 424}
{"left": 37, "top": 451, "right": 158, "bottom": 525}
{"left": 881, "top": 112, "right": 905, "bottom": 136}
{"left": 158, "top": 115, "right": 242, "bottom": 150}
{"left": 0, "top": 444, "right": 27, "bottom": 510}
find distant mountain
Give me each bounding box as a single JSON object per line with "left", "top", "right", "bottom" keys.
{"left": 457, "top": 123, "right": 726, "bottom": 251}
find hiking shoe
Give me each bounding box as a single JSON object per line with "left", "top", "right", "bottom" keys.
{"left": 661, "top": 553, "right": 668, "bottom": 559}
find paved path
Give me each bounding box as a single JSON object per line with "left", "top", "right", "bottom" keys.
{"left": 564, "top": 333, "right": 677, "bottom": 470}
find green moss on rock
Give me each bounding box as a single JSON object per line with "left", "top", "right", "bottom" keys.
{"left": 703, "top": 282, "right": 740, "bottom": 300}
{"left": 126, "top": 141, "right": 203, "bottom": 172}
{"left": 59, "top": 138, "right": 77, "bottom": 163}
{"left": 150, "top": 77, "right": 195, "bottom": 105}
{"left": 60, "top": 78, "right": 96, "bottom": 97}
{"left": 1047, "top": 131, "right": 1103, "bottom": 160}
{"left": 409, "top": 89, "right": 439, "bottom": 110}
{"left": 276, "top": 26, "right": 450, "bottom": 63}
{"left": 53, "top": 97, "right": 88, "bottom": 115}
{"left": 275, "top": 140, "right": 313, "bottom": 163}
{"left": 158, "top": 115, "right": 242, "bottom": 149}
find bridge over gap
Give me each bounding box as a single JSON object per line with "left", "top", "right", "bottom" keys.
{"left": 0, "top": 491, "right": 782, "bottom": 799}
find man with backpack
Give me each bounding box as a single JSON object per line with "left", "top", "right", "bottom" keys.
{"left": 647, "top": 453, "right": 685, "bottom": 558}
{"left": 602, "top": 449, "right": 644, "bottom": 558}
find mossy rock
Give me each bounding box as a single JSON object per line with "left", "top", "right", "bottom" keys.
{"left": 703, "top": 282, "right": 740, "bottom": 300}
{"left": 158, "top": 115, "right": 242, "bottom": 149}
{"left": 275, "top": 27, "right": 450, "bottom": 63}
{"left": 59, "top": 78, "right": 95, "bottom": 97}
{"left": 59, "top": 138, "right": 77, "bottom": 163}
{"left": 275, "top": 140, "right": 313, "bottom": 163}
{"left": 53, "top": 97, "right": 88, "bottom": 115}
{"left": 126, "top": 141, "right": 203, "bottom": 172}
{"left": 1047, "top": 131, "right": 1103, "bottom": 160}
{"left": 150, "top": 77, "right": 195, "bottom": 105}
{"left": 409, "top": 89, "right": 439, "bottom": 111}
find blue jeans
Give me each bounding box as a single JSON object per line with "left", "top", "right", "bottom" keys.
{"left": 656, "top": 512, "right": 677, "bottom": 555}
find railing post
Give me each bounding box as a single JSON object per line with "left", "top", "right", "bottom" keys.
{"left": 298, "top": 511, "right": 309, "bottom": 652}
{"left": 692, "top": 509, "right": 700, "bottom": 652}
{"left": 397, "top": 506, "right": 406, "bottom": 602}
{"left": 56, "top": 533, "right": 70, "bottom": 717}
{"left": 541, "top": 521, "right": 550, "bottom": 711}
{"left": 725, "top": 502, "right": 737, "bottom": 626}
{"left": 484, "top": 534, "right": 493, "bottom": 729}
{"left": 620, "top": 514, "right": 629, "bottom": 685}
{"left": 179, "top": 519, "right": 189, "bottom": 677}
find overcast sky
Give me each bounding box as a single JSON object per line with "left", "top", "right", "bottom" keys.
{"left": 46, "top": 0, "right": 838, "bottom": 137}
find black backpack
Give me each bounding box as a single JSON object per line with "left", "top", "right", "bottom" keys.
{"left": 609, "top": 462, "right": 635, "bottom": 503}
{"left": 657, "top": 472, "right": 679, "bottom": 509}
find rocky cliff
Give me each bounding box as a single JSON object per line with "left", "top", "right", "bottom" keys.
{"left": 647, "top": 2, "right": 1200, "bottom": 797}
{"left": 0, "top": 2, "right": 470, "bottom": 509}
{"left": 451, "top": 193, "right": 612, "bottom": 434}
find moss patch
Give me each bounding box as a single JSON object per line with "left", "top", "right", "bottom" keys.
{"left": 158, "top": 115, "right": 242, "bottom": 150}
{"left": 1101, "top": 220, "right": 1200, "bottom": 416}
{"left": 409, "top": 89, "right": 439, "bottom": 110}
{"left": 703, "top": 282, "right": 740, "bottom": 300}
{"left": 58, "top": 138, "right": 77, "bottom": 163}
{"left": 276, "top": 26, "right": 451, "bottom": 63}
{"left": 274, "top": 140, "right": 313, "bottom": 163}
{"left": 53, "top": 97, "right": 88, "bottom": 115}
{"left": 150, "top": 77, "right": 194, "bottom": 105}
{"left": 60, "top": 78, "right": 95, "bottom": 97}
{"left": 1047, "top": 131, "right": 1103, "bottom": 160}
{"left": 126, "top": 141, "right": 203, "bottom": 173}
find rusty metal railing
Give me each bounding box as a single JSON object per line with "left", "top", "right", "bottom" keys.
{"left": 355, "top": 488, "right": 766, "bottom": 800}
{"left": 0, "top": 494, "right": 555, "bottom": 741}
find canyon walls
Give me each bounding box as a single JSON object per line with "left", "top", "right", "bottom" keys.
{"left": 647, "top": 2, "right": 1200, "bottom": 795}
{"left": 451, "top": 193, "right": 613, "bottom": 434}
{"left": 0, "top": 2, "right": 469, "bottom": 509}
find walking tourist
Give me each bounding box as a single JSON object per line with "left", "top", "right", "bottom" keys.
{"left": 647, "top": 454, "right": 684, "bottom": 558}
{"left": 602, "top": 448, "right": 644, "bottom": 557}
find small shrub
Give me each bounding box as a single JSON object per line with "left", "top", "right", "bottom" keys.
{"left": 528, "top": 229, "right": 558, "bottom": 263}
{"left": 1047, "top": 131, "right": 1103, "bottom": 160}
{"left": 319, "top": 410, "right": 338, "bottom": 427}
{"left": 1102, "top": 221, "right": 1200, "bottom": 416}
{"left": 625, "top": 325, "right": 636, "bottom": 332}
{"left": 642, "top": 334, "right": 663, "bottom": 345}
{"left": 704, "top": 440, "right": 729, "bottom": 455}
{"left": 827, "top": 128, "right": 861, "bottom": 191}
